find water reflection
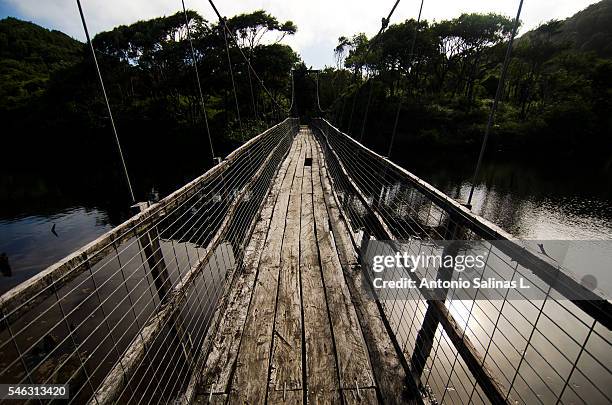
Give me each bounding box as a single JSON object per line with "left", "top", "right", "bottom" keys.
{"left": 0, "top": 207, "right": 113, "bottom": 294}
{"left": 459, "top": 183, "right": 612, "bottom": 240}
{"left": 0, "top": 163, "right": 202, "bottom": 295}
{"left": 406, "top": 156, "right": 612, "bottom": 240}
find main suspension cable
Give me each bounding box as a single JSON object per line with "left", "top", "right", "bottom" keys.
{"left": 467, "top": 0, "right": 524, "bottom": 206}
{"left": 315, "top": 72, "right": 322, "bottom": 114}
{"left": 347, "top": 0, "right": 402, "bottom": 135}
{"left": 76, "top": 0, "right": 136, "bottom": 204}
{"left": 314, "top": 67, "right": 353, "bottom": 121}
{"left": 181, "top": 0, "right": 216, "bottom": 162}
{"left": 314, "top": 70, "right": 337, "bottom": 115}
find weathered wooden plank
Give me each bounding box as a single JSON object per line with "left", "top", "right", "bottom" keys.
{"left": 267, "top": 389, "right": 303, "bottom": 404}
{"left": 342, "top": 387, "right": 378, "bottom": 404}
{"left": 182, "top": 135, "right": 299, "bottom": 405}
{"left": 313, "top": 138, "right": 417, "bottom": 405}
{"left": 96, "top": 128, "right": 294, "bottom": 405}
{"left": 307, "top": 388, "right": 345, "bottom": 405}
{"left": 269, "top": 131, "right": 305, "bottom": 393}
{"left": 299, "top": 133, "right": 342, "bottom": 405}
{"left": 315, "top": 128, "right": 509, "bottom": 403}
{"left": 310, "top": 131, "right": 375, "bottom": 394}
{"left": 198, "top": 136, "right": 302, "bottom": 396}
{"left": 90, "top": 126, "right": 301, "bottom": 405}
{"left": 193, "top": 393, "right": 228, "bottom": 404}
{"left": 196, "top": 130, "right": 423, "bottom": 405}
{"left": 228, "top": 136, "right": 304, "bottom": 404}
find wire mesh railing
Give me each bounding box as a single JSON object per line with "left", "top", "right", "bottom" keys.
{"left": 0, "top": 118, "right": 299, "bottom": 404}
{"left": 312, "top": 118, "right": 612, "bottom": 405}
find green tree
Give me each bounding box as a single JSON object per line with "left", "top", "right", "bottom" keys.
{"left": 226, "top": 10, "right": 296, "bottom": 51}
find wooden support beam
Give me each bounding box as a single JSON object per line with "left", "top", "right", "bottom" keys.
{"left": 133, "top": 202, "right": 171, "bottom": 303}
{"left": 410, "top": 236, "right": 462, "bottom": 382}
{"left": 430, "top": 300, "right": 509, "bottom": 405}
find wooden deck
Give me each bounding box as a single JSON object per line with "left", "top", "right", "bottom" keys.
{"left": 195, "top": 127, "right": 413, "bottom": 404}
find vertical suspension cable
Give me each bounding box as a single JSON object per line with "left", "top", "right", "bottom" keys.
{"left": 76, "top": 0, "right": 135, "bottom": 204}
{"left": 222, "top": 22, "right": 255, "bottom": 175}
{"left": 346, "top": 0, "right": 402, "bottom": 137}
{"left": 222, "top": 23, "right": 243, "bottom": 137}
{"left": 387, "top": 0, "right": 425, "bottom": 158}
{"left": 315, "top": 71, "right": 323, "bottom": 115}
{"left": 289, "top": 69, "right": 295, "bottom": 117}
{"left": 359, "top": 80, "right": 374, "bottom": 142}
{"left": 181, "top": 0, "right": 217, "bottom": 162}
{"left": 467, "top": 0, "right": 524, "bottom": 206}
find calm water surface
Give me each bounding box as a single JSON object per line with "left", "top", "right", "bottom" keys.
{"left": 0, "top": 208, "right": 113, "bottom": 289}
{"left": 408, "top": 156, "right": 612, "bottom": 240}
{"left": 1, "top": 155, "right": 611, "bottom": 295}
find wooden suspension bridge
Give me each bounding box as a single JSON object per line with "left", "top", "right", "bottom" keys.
{"left": 0, "top": 0, "right": 611, "bottom": 403}
{"left": 0, "top": 119, "right": 610, "bottom": 405}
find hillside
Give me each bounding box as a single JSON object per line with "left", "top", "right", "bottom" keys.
{"left": 520, "top": 0, "right": 612, "bottom": 57}
{"left": 558, "top": 0, "right": 612, "bottom": 57}
{"left": 0, "top": 17, "right": 83, "bottom": 109}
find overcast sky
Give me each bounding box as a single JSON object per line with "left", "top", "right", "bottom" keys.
{"left": 1, "top": 0, "right": 600, "bottom": 68}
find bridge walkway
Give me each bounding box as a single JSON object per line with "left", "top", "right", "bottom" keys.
{"left": 194, "top": 127, "right": 413, "bottom": 404}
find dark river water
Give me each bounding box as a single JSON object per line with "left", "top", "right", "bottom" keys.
{"left": 1, "top": 153, "right": 611, "bottom": 295}
{"left": 405, "top": 154, "right": 612, "bottom": 241}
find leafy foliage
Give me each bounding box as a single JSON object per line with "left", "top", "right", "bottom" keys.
{"left": 226, "top": 10, "right": 296, "bottom": 50}
{"left": 0, "top": 12, "right": 298, "bottom": 176}
{"left": 2, "top": 1, "right": 611, "bottom": 177}
{"left": 0, "top": 17, "right": 82, "bottom": 109}
{"left": 316, "top": 5, "right": 611, "bottom": 164}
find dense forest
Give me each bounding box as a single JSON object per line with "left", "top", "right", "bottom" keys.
{"left": 0, "top": 10, "right": 298, "bottom": 205}
{"left": 0, "top": 10, "right": 297, "bottom": 162}
{"left": 313, "top": 0, "right": 612, "bottom": 164}
{"left": 1, "top": 0, "right": 611, "bottom": 197}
